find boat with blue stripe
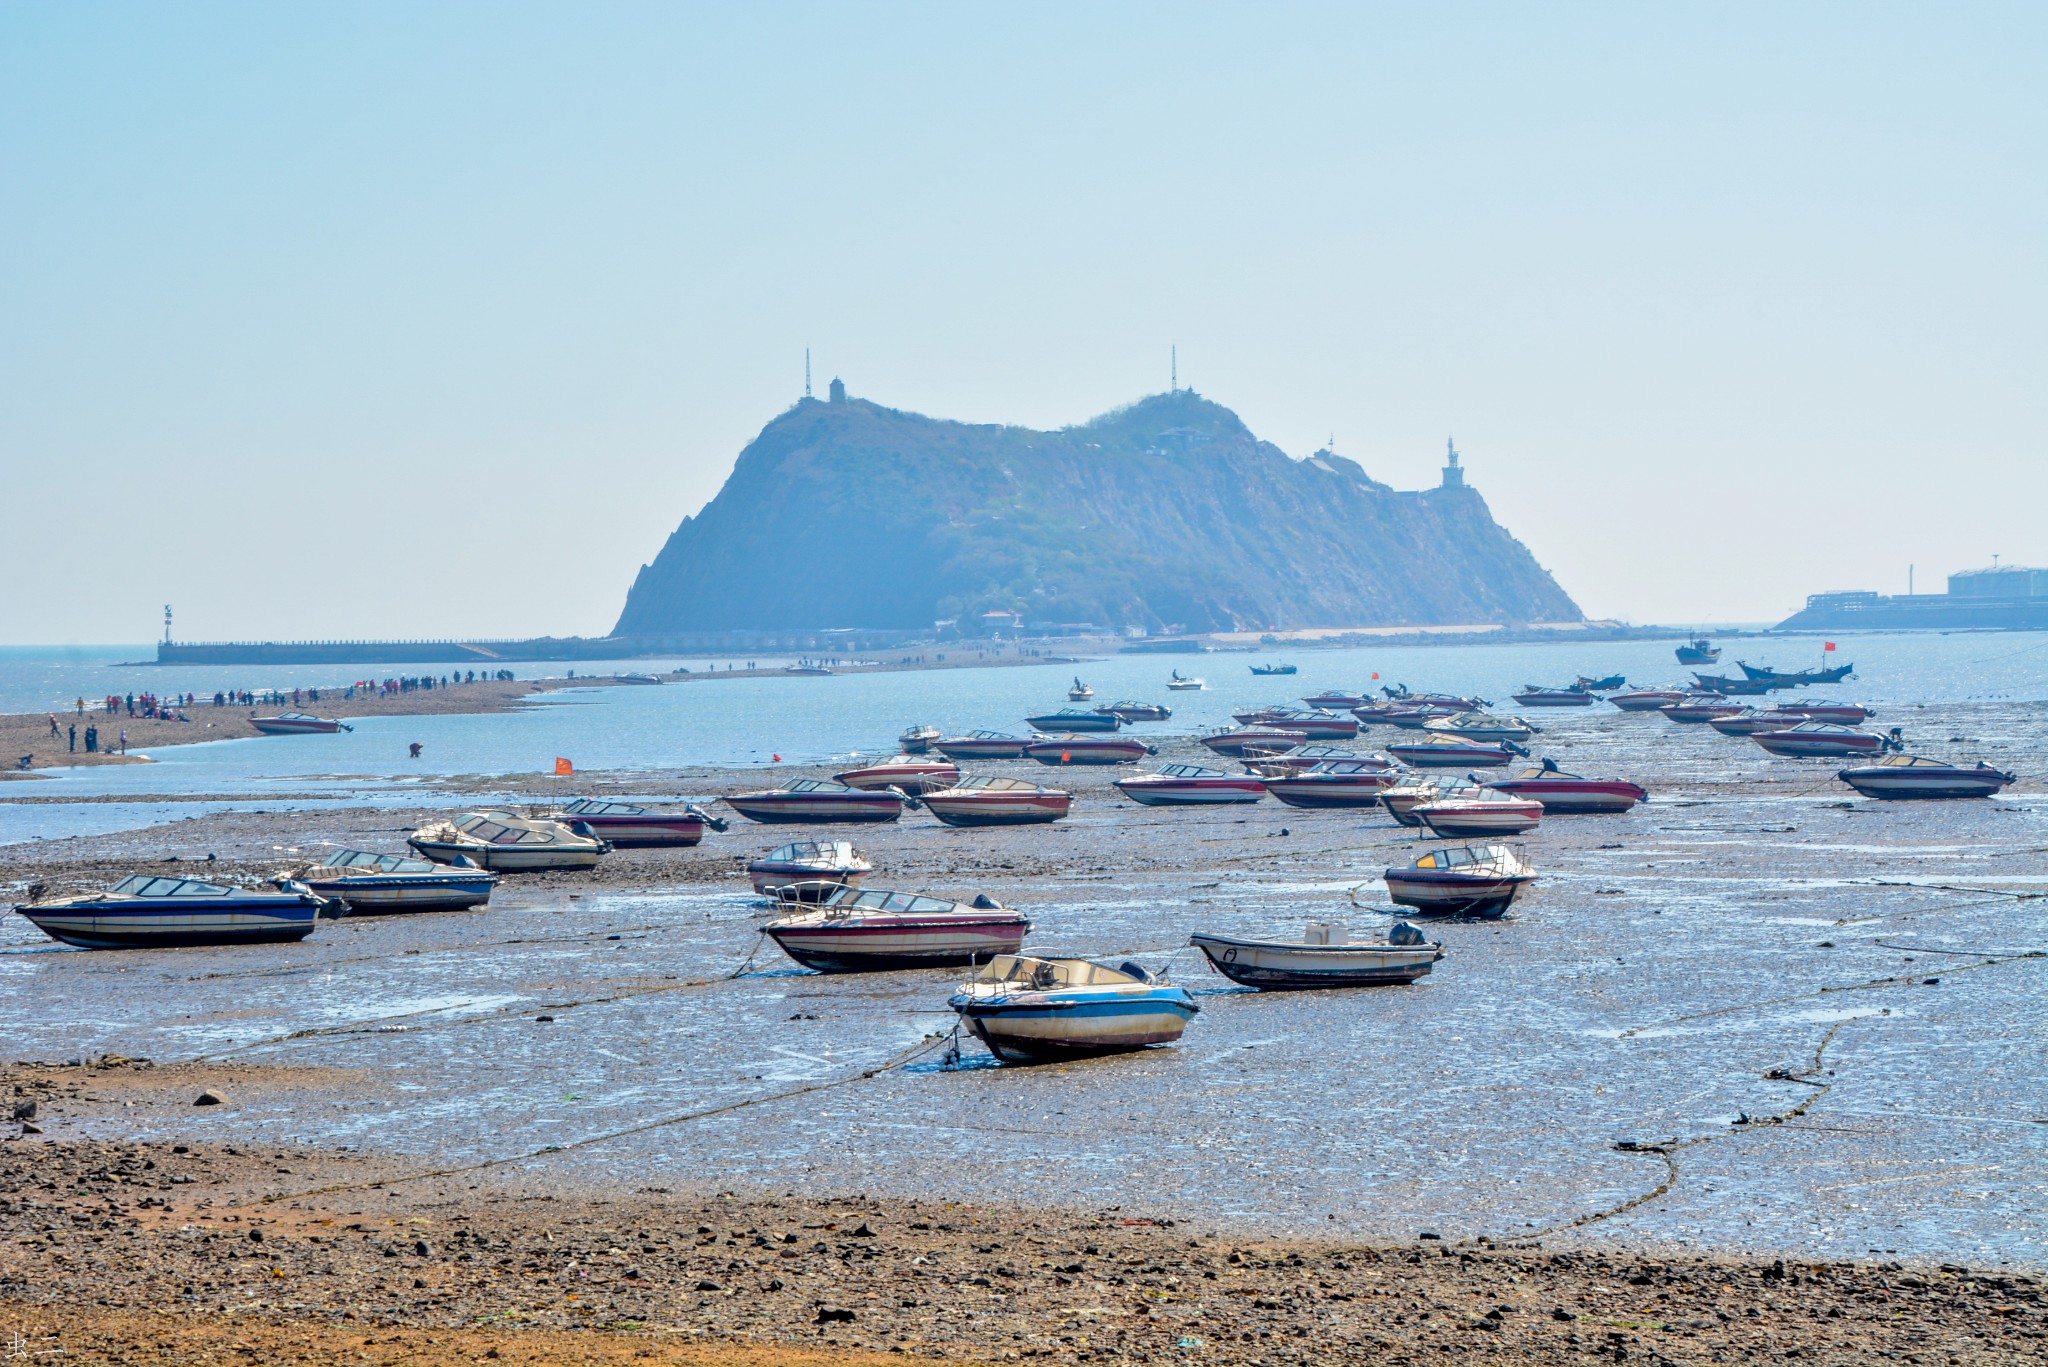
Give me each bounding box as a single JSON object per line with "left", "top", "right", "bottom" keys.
{"left": 948, "top": 955, "right": 1198, "bottom": 1063}
{"left": 13, "top": 875, "right": 339, "bottom": 950}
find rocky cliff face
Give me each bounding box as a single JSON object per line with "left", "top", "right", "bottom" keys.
{"left": 613, "top": 390, "right": 1581, "bottom": 635}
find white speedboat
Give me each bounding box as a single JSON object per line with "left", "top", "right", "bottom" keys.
{"left": 282, "top": 849, "right": 497, "bottom": 913}
{"left": 1381, "top": 775, "right": 1486, "bottom": 827}
{"left": 764, "top": 886, "right": 1030, "bottom": 972}
{"left": 1190, "top": 921, "right": 1442, "bottom": 989}
{"left": 250, "top": 712, "right": 351, "bottom": 735}
{"left": 1412, "top": 788, "right": 1544, "bottom": 837}
{"left": 550, "top": 798, "right": 726, "bottom": 847}
{"left": 1115, "top": 763, "right": 1266, "bottom": 806}
{"left": 407, "top": 812, "right": 609, "bottom": 871}
{"left": 920, "top": 776, "right": 1072, "bottom": 826}
{"left": 934, "top": 731, "right": 1031, "bottom": 760}
{"left": 949, "top": 957, "right": 1198, "bottom": 1062}
{"left": 1165, "top": 670, "right": 1206, "bottom": 691}
{"left": 747, "top": 840, "right": 872, "bottom": 899}
{"left": 1836, "top": 754, "right": 2017, "bottom": 799}
{"left": 721, "top": 779, "right": 907, "bottom": 824}
{"left": 1261, "top": 759, "right": 1398, "bottom": 808}
{"left": 833, "top": 754, "right": 961, "bottom": 793}
{"left": 1383, "top": 844, "right": 1536, "bottom": 918}
{"left": 14, "top": 875, "right": 339, "bottom": 949}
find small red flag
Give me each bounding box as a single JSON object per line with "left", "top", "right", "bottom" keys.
{"left": 1061, "top": 751, "right": 1072, "bottom": 764}
{"left": 554, "top": 757, "right": 573, "bottom": 776}
{"left": 1823, "top": 641, "right": 1836, "bottom": 651}
{"left": 1370, "top": 671, "right": 1380, "bottom": 680}
{"left": 772, "top": 753, "right": 782, "bottom": 763}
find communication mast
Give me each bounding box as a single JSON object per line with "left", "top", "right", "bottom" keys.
{"left": 163, "top": 604, "right": 173, "bottom": 645}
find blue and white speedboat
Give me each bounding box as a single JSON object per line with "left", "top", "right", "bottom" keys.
{"left": 948, "top": 956, "right": 1198, "bottom": 1063}
{"left": 282, "top": 849, "right": 497, "bottom": 914}
{"left": 13, "top": 875, "right": 338, "bottom": 950}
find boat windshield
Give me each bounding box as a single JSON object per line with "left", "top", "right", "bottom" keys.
{"left": 823, "top": 889, "right": 968, "bottom": 915}
{"left": 110, "top": 875, "right": 234, "bottom": 897}
{"left": 454, "top": 814, "right": 557, "bottom": 844}
{"left": 1155, "top": 763, "right": 1225, "bottom": 779}
{"left": 784, "top": 779, "right": 858, "bottom": 794}
{"left": 968, "top": 956, "right": 1140, "bottom": 987}
{"left": 967, "top": 731, "right": 1016, "bottom": 740}
{"left": 325, "top": 850, "right": 437, "bottom": 873}
{"left": 558, "top": 799, "right": 648, "bottom": 817}
{"left": 957, "top": 776, "right": 1039, "bottom": 793}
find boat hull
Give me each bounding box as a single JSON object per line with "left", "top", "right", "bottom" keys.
{"left": 922, "top": 793, "right": 1072, "bottom": 826}
{"left": 1484, "top": 779, "right": 1647, "bottom": 814}
{"left": 1836, "top": 769, "right": 2012, "bottom": 799}
{"left": 1115, "top": 778, "right": 1265, "bottom": 805}
{"left": 1382, "top": 872, "right": 1531, "bottom": 918}
{"left": 1413, "top": 805, "right": 1542, "bottom": 837}
{"left": 748, "top": 867, "right": 867, "bottom": 899}
{"left": 1386, "top": 744, "right": 1517, "bottom": 768}
{"left": 934, "top": 738, "right": 1030, "bottom": 760}
{"left": 558, "top": 815, "right": 709, "bottom": 847}
{"left": 1511, "top": 692, "right": 1597, "bottom": 707}
{"left": 1751, "top": 733, "right": 1885, "bottom": 758}
{"left": 834, "top": 765, "right": 959, "bottom": 793}
{"left": 295, "top": 874, "right": 495, "bottom": 913}
{"left": 1189, "top": 934, "right": 1440, "bottom": 989}
{"left": 1262, "top": 777, "right": 1391, "bottom": 808}
{"left": 250, "top": 718, "right": 342, "bottom": 735}
{"left": 767, "top": 917, "right": 1029, "bottom": 972}
{"left": 721, "top": 795, "right": 904, "bottom": 824}
{"left": 952, "top": 991, "right": 1197, "bottom": 1061}
{"left": 15, "top": 900, "right": 323, "bottom": 949}
{"left": 1609, "top": 691, "right": 1685, "bottom": 711}
{"left": 1024, "top": 713, "right": 1120, "bottom": 733}
{"left": 1023, "top": 740, "right": 1148, "bottom": 766}
{"left": 408, "top": 838, "right": 606, "bottom": 871}
{"left": 1201, "top": 729, "right": 1309, "bottom": 758}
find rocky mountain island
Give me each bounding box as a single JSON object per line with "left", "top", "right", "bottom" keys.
{"left": 614, "top": 385, "right": 1581, "bottom": 636}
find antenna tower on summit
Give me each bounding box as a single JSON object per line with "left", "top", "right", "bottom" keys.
{"left": 1171, "top": 345, "right": 1177, "bottom": 392}
{"left": 1440, "top": 437, "right": 1466, "bottom": 490}
{"left": 805, "top": 349, "right": 812, "bottom": 398}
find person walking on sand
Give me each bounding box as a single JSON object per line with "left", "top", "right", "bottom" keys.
{"left": 118, "top": 727, "right": 127, "bottom": 755}
{"left": 67, "top": 725, "right": 75, "bottom": 753}
{"left": 48, "top": 715, "right": 59, "bottom": 738}
{"left": 408, "top": 742, "right": 423, "bottom": 759}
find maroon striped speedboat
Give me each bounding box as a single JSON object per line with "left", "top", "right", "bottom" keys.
{"left": 1485, "top": 763, "right": 1648, "bottom": 814}
{"left": 721, "top": 779, "right": 906, "bottom": 824}
{"left": 1201, "top": 726, "right": 1310, "bottom": 758}
{"left": 1262, "top": 760, "right": 1399, "bottom": 808}
{"left": 1022, "top": 734, "right": 1151, "bottom": 766}
{"left": 764, "top": 886, "right": 1031, "bottom": 973}
{"left": 833, "top": 754, "right": 961, "bottom": 793}
{"left": 550, "top": 798, "right": 727, "bottom": 847}
{"left": 1115, "top": 764, "right": 1266, "bottom": 806}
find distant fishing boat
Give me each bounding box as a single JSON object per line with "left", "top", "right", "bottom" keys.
{"left": 1412, "top": 788, "right": 1544, "bottom": 837}
{"left": 720, "top": 779, "right": 906, "bottom": 824}
{"left": 765, "top": 887, "right": 1030, "bottom": 973}
{"left": 919, "top": 775, "right": 1073, "bottom": 826}
{"left": 1260, "top": 759, "right": 1399, "bottom": 808}
{"left": 898, "top": 723, "right": 943, "bottom": 753}
{"left": 13, "top": 875, "right": 339, "bottom": 950}
{"left": 250, "top": 712, "right": 351, "bottom": 735}
{"left": 408, "top": 812, "right": 609, "bottom": 871}
{"left": 282, "top": 849, "right": 497, "bottom": 914}
{"left": 1485, "top": 761, "right": 1648, "bottom": 814}
{"left": 1675, "top": 636, "right": 1720, "bottom": 665}
{"left": 1200, "top": 725, "right": 1311, "bottom": 757}
{"left": 747, "top": 840, "right": 872, "bottom": 899}
{"left": 1165, "top": 670, "right": 1206, "bottom": 691}
{"left": 1750, "top": 723, "right": 1901, "bottom": 758}
{"left": 1384, "top": 734, "right": 1528, "bottom": 768}
{"left": 1383, "top": 844, "right": 1537, "bottom": 918}
{"left": 933, "top": 730, "right": 1031, "bottom": 761}
{"left": 1836, "top": 755, "right": 2017, "bottom": 800}
{"left": 1097, "top": 700, "right": 1172, "bottom": 722}
{"left": 1249, "top": 662, "right": 1298, "bottom": 676}
{"left": 833, "top": 754, "right": 961, "bottom": 793}
{"left": 1023, "top": 708, "right": 1121, "bottom": 733}
{"left": 1190, "top": 921, "right": 1442, "bottom": 989}
{"left": 949, "top": 956, "right": 1198, "bottom": 1062}
{"left": 1573, "top": 674, "right": 1626, "bottom": 691}
{"left": 550, "top": 798, "right": 726, "bottom": 847}
{"left": 1068, "top": 677, "right": 1095, "bottom": 701}
{"left": 1021, "top": 734, "right": 1151, "bottom": 766}
{"left": 1115, "top": 763, "right": 1267, "bottom": 806}
{"left": 1691, "top": 672, "right": 1783, "bottom": 696}
{"left": 1738, "top": 661, "right": 1854, "bottom": 686}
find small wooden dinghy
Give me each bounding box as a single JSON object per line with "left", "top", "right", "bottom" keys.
{"left": 1189, "top": 921, "right": 1442, "bottom": 990}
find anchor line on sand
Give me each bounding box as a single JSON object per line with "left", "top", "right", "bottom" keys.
{"left": 1504, "top": 1020, "right": 1861, "bottom": 1246}
{"left": 177, "top": 923, "right": 678, "bottom": 981}
{"left": 1861, "top": 879, "right": 2048, "bottom": 900}
{"left": 250, "top": 1032, "right": 951, "bottom": 1208}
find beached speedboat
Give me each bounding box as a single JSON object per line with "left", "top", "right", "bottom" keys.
{"left": 1067, "top": 678, "right": 1094, "bottom": 701}
{"left": 1238, "top": 744, "right": 1380, "bottom": 775}
{"left": 1249, "top": 662, "right": 1298, "bottom": 676}
{"left": 612, "top": 673, "right": 664, "bottom": 685}
{"left": 250, "top": 712, "right": 352, "bottom": 735}
{"left": 1232, "top": 706, "right": 1360, "bottom": 740}
{"left": 747, "top": 840, "right": 872, "bottom": 899}
{"left": 934, "top": 730, "right": 1031, "bottom": 760}
{"left": 1836, "top": 754, "right": 2018, "bottom": 800}
{"left": 1383, "top": 844, "right": 1536, "bottom": 918}
{"left": 408, "top": 812, "right": 609, "bottom": 870}
{"left": 948, "top": 956, "right": 1198, "bottom": 1062}
{"left": 1164, "top": 671, "right": 1206, "bottom": 691}
{"left": 920, "top": 775, "right": 1072, "bottom": 826}
{"left": 898, "top": 723, "right": 943, "bottom": 754}
{"left": 550, "top": 798, "right": 727, "bottom": 847}
{"left": 1200, "top": 725, "right": 1311, "bottom": 758}
{"left": 14, "top": 875, "right": 339, "bottom": 950}
{"left": 1115, "top": 763, "right": 1266, "bottom": 806}
{"left": 1510, "top": 685, "right": 1598, "bottom": 707}
{"left": 1380, "top": 775, "right": 1486, "bottom": 826}
{"left": 1770, "top": 700, "right": 1874, "bottom": 725}
{"left": 1706, "top": 708, "right": 1807, "bottom": 737}
{"left": 282, "top": 849, "right": 497, "bottom": 914}
{"left": 1021, "top": 734, "right": 1151, "bottom": 766}
{"left": 1384, "top": 734, "right": 1528, "bottom": 769}
{"left": 722, "top": 779, "right": 907, "bottom": 824}
{"left": 764, "top": 887, "right": 1030, "bottom": 972}
{"left": 1190, "top": 921, "right": 1442, "bottom": 989}
{"left": 1661, "top": 694, "right": 1743, "bottom": 723}
{"left": 1097, "top": 700, "right": 1172, "bottom": 722}
{"left": 1302, "top": 690, "right": 1366, "bottom": 710}
{"left": 1261, "top": 760, "right": 1398, "bottom": 808}
{"left": 783, "top": 661, "right": 834, "bottom": 676}
{"left": 1751, "top": 722, "right": 1901, "bottom": 758}
{"left": 1024, "top": 708, "right": 1121, "bottom": 733}
{"left": 1423, "top": 712, "right": 1540, "bottom": 743}
{"left": 833, "top": 754, "right": 961, "bottom": 793}
{"left": 1380, "top": 704, "right": 1467, "bottom": 730}
{"left": 1486, "top": 761, "right": 1648, "bottom": 814}
{"left": 1608, "top": 687, "right": 1688, "bottom": 712}
{"left": 1412, "top": 788, "right": 1544, "bottom": 837}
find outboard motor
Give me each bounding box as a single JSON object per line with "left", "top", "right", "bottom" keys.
{"left": 1117, "top": 961, "right": 1158, "bottom": 983}
{"left": 971, "top": 893, "right": 1002, "bottom": 910}
{"left": 1507, "top": 741, "right": 1532, "bottom": 758}
{"left": 1388, "top": 922, "right": 1428, "bottom": 947}
{"left": 686, "top": 803, "right": 730, "bottom": 834}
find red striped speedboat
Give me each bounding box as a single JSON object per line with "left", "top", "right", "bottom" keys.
{"left": 1381, "top": 775, "right": 1486, "bottom": 827}
{"left": 1384, "top": 734, "right": 1527, "bottom": 768}
{"left": 833, "top": 754, "right": 961, "bottom": 793}
{"left": 1412, "top": 789, "right": 1544, "bottom": 837}
{"left": 1485, "top": 762, "right": 1648, "bottom": 814}
{"left": 1383, "top": 844, "right": 1536, "bottom": 918}
{"left": 1380, "top": 705, "right": 1468, "bottom": 730}
{"left": 1022, "top": 734, "right": 1151, "bottom": 766}
{"left": 550, "top": 798, "right": 727, "bottom": 847}
{"left": 1608, "top": 688, "right": 1688, "bottom": 712}
{"left": 1836, "top": 754, "right": 2017, "bottom": 800}
{"left": 1239, "top": 744, "right": 1383, "bottom": 775}
{"left": 250, "top": 712, "right": 352, "bottom": 735}
{"left": 1115, "top": 763, "right": 1266, "bottom": 806}
{"left": 721, "top": 779, "right": 906, "bottom": 824}
{"left": 13, "top": 875, "right": 338, "bottom": 949}
{"left": 1098, "top": 700, "right": 1173, "bottom": 722}
{"left": 1751, "top": 723, "right": 1900, "bottom": 758}
{"left": 1302, "top": 690, "right": 1367, "bottom": 710}
{"left": 1661, "top": 694, "right": 1744, "bottom": 723}
{"left": 920, "top": 776, "right": 1072, "bottom": 826}
{"left": 1262, "top": 760, "right": 1398, "bottom": 808}
{"left": 1707, "top": 709, "right": 1808, "bottom": 737}
{"left": 1024, "top": 708, "right": 1121, "bottom": 733}
{"left": 934, "top": 731, "right": 1031, "bottom": 760}
{"left": 765, "top": 887, "right": 1030, "bottom": 972}
{"left": 1231, "top": 707, "right": 1359, "bottom": 740}
{"left": 1770, "top": 700, "right": 1874, "bottom": 725}
{"left": 1510, "top": 685, "right": 1599, "bottom": 707}
{"left": 747, "top": 840, "right": 872, "bottom": 899}
{"left": 1200, "top": 725, "right": 1309, "bottom": 757}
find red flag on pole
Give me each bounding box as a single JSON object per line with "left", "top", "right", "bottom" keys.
{"left": 554, "top": 757, "right": 573, "bottom": 776}
{"left": 1823, "top": 642, "right": 1836, "bottom": 651}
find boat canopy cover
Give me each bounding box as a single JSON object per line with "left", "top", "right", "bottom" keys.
{"left": 1505, "top": 765, "right": 1586, "bottom": 780}
{"left": 950, "top": 776, "right": 1051, "bottom": 793}
{"left": 557, "top": 798, "right": 652, "bottom": 817}
{"left": 759, "top": 839, "right": 864, "bottom": 863}
{"left": 108, "top": 875, "right": 235, "bottom": 897}
{"left": 323, "top": 850, "right": 440, "bottom": 873}
{"left": 1407, "top": 844, "right": 1526, "bottom": 874}
{"left": 452, "top": 814, "right": 565, "bottom": 844}
{"left": 1155, "top": 763, "right": 1230, "bottom": 779}
{"left": 968, "top": 955, "right": 1144, "bottom": 987}
{"left": 960, "top": 730, "right": 1019, "bottom": 740}
{"left": 1865, "top": 754, "right": 1976, "bottom": 769}
{"left": 779, "top": 779, "right": 863, "bottom": 794}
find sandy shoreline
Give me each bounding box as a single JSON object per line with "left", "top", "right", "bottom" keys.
{"left": 3, "top": 1060, "right": 2040, "bottom": 1365}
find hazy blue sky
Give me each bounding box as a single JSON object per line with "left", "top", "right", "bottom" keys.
{"left": 3, "top": 3, "right": 2041, "bottom": 643}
